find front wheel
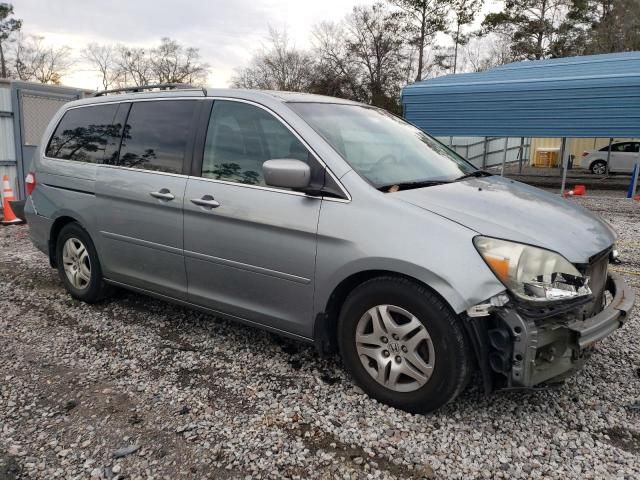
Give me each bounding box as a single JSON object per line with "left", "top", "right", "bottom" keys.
{"left": 338, "top": 277, "right": 472, "bottom": 413}
{"left": 590, "top": 160, "right": 607, "bottom": 175}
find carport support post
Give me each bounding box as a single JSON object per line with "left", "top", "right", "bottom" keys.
{"left": 560, "top": 137, "right": 569, "bottom": 194}
{"left": 518, "top": 137, "right": 525, "bottom": 173}
{"left": 500, "top": 137, "right": 508, "bottom": 176}
{"left": 481, "top": 137, "right": 488, "bottom": 169}
{"left": 605, "top": 138, "right": 613, "bottom": 175}
{"left": 631, "top": 158, "right": 640, "bottom": 198}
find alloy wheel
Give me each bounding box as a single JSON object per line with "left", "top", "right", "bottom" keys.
{"left": 592, "top": 162, "right": 606, "bottom": 175}
{"left": 355, "top": 304, "right": 435, "bottom": 393}
{"left": 62, "top": 237, "right": 91, "bottom": 290}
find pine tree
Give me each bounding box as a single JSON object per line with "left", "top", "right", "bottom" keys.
{"left": 0, "top": 3, "right": 22, "bottom": 78}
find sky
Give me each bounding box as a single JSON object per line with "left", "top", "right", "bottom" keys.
{"left": 14, "top": 0, "right": 382, "bottom": 90}
{"left": 15, "top": 0, "right": 500, "bottom": 90}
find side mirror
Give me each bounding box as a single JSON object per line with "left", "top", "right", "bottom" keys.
{"left": 263, "top": 159, "right": 311, "bottom": 190}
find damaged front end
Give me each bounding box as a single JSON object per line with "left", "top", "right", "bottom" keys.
{"left": 464, "top": 248, "right": 635, "bottom": 392}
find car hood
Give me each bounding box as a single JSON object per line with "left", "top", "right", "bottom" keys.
{"left": 394, "top": 175, "right": 616, "bottom": 263}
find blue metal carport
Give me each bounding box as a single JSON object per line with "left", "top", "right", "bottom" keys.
{"left": 401, "top": 52, "right": 640, "bottom": 138}
{"left": 401, "top": 52, "right": 640, "bottom": 194}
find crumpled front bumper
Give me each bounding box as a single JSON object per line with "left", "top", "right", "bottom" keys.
{"left": 469, "top": 273, "right": 635, "bottom": 390}
{"left": 566, "top": 273, "right": 635, "bottom": 349}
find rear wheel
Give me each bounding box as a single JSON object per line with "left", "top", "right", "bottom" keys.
{"left": 590, "top": 160, "right": 607, "bottom": 175}
{"left": 56, "top": 222, "right": 109, "bottom": 303}
{"left": 338, "top": 277, "right": 472, "bottom": 413}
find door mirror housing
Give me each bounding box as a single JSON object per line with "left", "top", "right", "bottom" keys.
{"left": 263, "top": 159, "right": 311, "bottom": 190}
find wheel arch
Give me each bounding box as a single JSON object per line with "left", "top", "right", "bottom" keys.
{"left": 313, "top": 269, "right": 461, "bottom": 354}
{"left": 49, "top": 215, "right": 83, "bottom": 267}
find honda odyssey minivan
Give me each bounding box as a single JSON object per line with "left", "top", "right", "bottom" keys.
{"left": 24, "top": 85, "right": 634, "bottom": 413}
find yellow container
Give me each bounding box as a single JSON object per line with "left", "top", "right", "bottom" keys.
{"left": 534, "top": 148, "right": 560, "bottom": 167}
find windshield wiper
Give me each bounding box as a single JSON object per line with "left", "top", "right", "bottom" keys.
{"left": 454, "top": 170, "right": 492, "bottom": 182}
{"left": 377, "top": 179, "right": 451, "bottom": 192}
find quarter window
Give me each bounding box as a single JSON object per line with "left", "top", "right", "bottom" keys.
{"left": 118, "top": 100, "right": 198, "bottom": 174}
{"left": 202, "top": 101, "right": 310, "bottom": 186}
{"left": 45, "top": 104, "right": 119, "bottom": 163}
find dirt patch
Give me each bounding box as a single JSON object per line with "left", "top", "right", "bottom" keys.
{"left": 0, "top": 452, "right": 21, "bottom": 480}
{"left": 604, "top": 427, "right": 640, "bottom": 454}
{"left": 286, "top": 421, "right": 436, "bottom": 479}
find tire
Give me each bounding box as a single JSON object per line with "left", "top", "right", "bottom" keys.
{"left": 55, "top": 222, "right": 109, "bottom": 303}
{"left": 590, "top": 160, "right": 607, "bottom": 175}
{"left": 338, "top": 276, "right": 472, "bottom": 413}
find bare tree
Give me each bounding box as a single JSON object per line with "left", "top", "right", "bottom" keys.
{"left": 232, "top": 4, "right": 410, "bottom": 110}
{"left": 150, "top": 37, "right": 209, "bottom": 85}
{"left": 311, "top": 21, "right": 364, "bottom": 99}
{"left": 0, "top": 2, "right": 21, "bottom": 78}
{"left": 345, "top": 3, "right": 407, "bottom": 111}
{"left": 90, "top": 38, "right": 210, "bottom": 88}
{"left": 114, "top": 46, "right": 151, "bottom": 87}
{"left": 461, "top": 34, "right": 514, "bottom": 71}
{"left": 82, "top": 43, "right": 118, "bottom": 90}
{"left": 231, "top": 28, "right": 314, "bottom": 91}
{"left": 14, "top": 34, "right": 73, "bottom": 84}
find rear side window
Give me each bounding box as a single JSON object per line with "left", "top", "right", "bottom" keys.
{"left": 45, "top": 104, "right": 118, "bottom": 163}
{"left": 118, "top": 100, "right": 198, "bottom": 174}
{"left": 601, "top": 143, "right": 627, "bottom": 152}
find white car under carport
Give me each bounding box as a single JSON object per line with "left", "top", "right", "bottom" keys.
{"left": 583, "top": 141, "right": 640, "bottom": 174}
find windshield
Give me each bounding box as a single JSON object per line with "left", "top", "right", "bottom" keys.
{"left": 289, "top": 103, "right": 476, "bottom": 189}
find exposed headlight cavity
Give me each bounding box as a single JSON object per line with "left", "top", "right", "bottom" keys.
{"left": 474, "top": 237, "right": 592, "bottom": 302}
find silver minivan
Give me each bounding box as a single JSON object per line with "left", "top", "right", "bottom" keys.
{"left": 25, "top": 86, "right": 634, "bottom": 413}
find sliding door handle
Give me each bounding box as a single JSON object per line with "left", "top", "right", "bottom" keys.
{"left": 150, "top": 189, "right": 175, "bottom": 201}
{"left": 191, "top": 195, "right": 220, "bottom": 209}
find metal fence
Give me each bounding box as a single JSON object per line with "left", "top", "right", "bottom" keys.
{"left": 438, "top": 136, "right": 531, "bottom": 171}
{"left": 0, "top": 80, "right": 88, "bottom": 201}
{"left": 440, "top": 135, "right": 638, "bottom": 196}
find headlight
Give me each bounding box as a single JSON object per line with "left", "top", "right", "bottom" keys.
{"left": 474, "top": 236, "right": 591, "bottom": 302}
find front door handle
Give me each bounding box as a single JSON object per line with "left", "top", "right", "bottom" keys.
{"left": 150, "top": 189, "right": 175, "bottom": 201}
{"left": 191, "top": 195, "right": 220, "bottom": 209}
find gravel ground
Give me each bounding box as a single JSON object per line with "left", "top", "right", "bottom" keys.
{"left": 0, "top": 196, "right": 638, "bottom": 480}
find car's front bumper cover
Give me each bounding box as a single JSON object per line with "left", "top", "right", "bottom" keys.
{"left": 468, "top": 272, "right": 634, "bottom": 390}
{"left": 566, "top": 273, "right": 635, "bottom": 349}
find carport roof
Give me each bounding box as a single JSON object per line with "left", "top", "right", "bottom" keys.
{"left": 401, "top": 51, "right": 640, "bottom": 137}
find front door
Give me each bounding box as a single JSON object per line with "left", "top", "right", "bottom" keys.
{"left": 184, "top": 100, "right": 322, "bottom": 337}
{"left": 96, "top": 99, "right": 200, "bottom": 299}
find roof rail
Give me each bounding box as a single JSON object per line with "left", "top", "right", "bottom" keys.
{"left": 92, "top": 83, "right": 207, "bottom": 97}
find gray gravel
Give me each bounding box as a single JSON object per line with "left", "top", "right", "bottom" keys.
{"left": 0, "top": 196, "right": 638, "bottom": 479}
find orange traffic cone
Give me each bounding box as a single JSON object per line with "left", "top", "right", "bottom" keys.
{"left": 572, "top": 185, "right": 586, "bottom": 196}
{"left": 1, "top": 175, "right": 22, "bottom": 225}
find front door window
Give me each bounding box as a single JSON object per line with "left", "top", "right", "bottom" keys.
{"left": 202, "top": 101, "right": 311, "bottom": 187}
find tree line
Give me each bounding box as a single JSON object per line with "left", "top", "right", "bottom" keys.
{"left": 232, "top": 0, "right": 640, "bottom": 112}
{"left": 0, "top": 3, "right": 209, "bottom": 88}
{"left": 1, "top": 0, "right": 639, "bottom": 111}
